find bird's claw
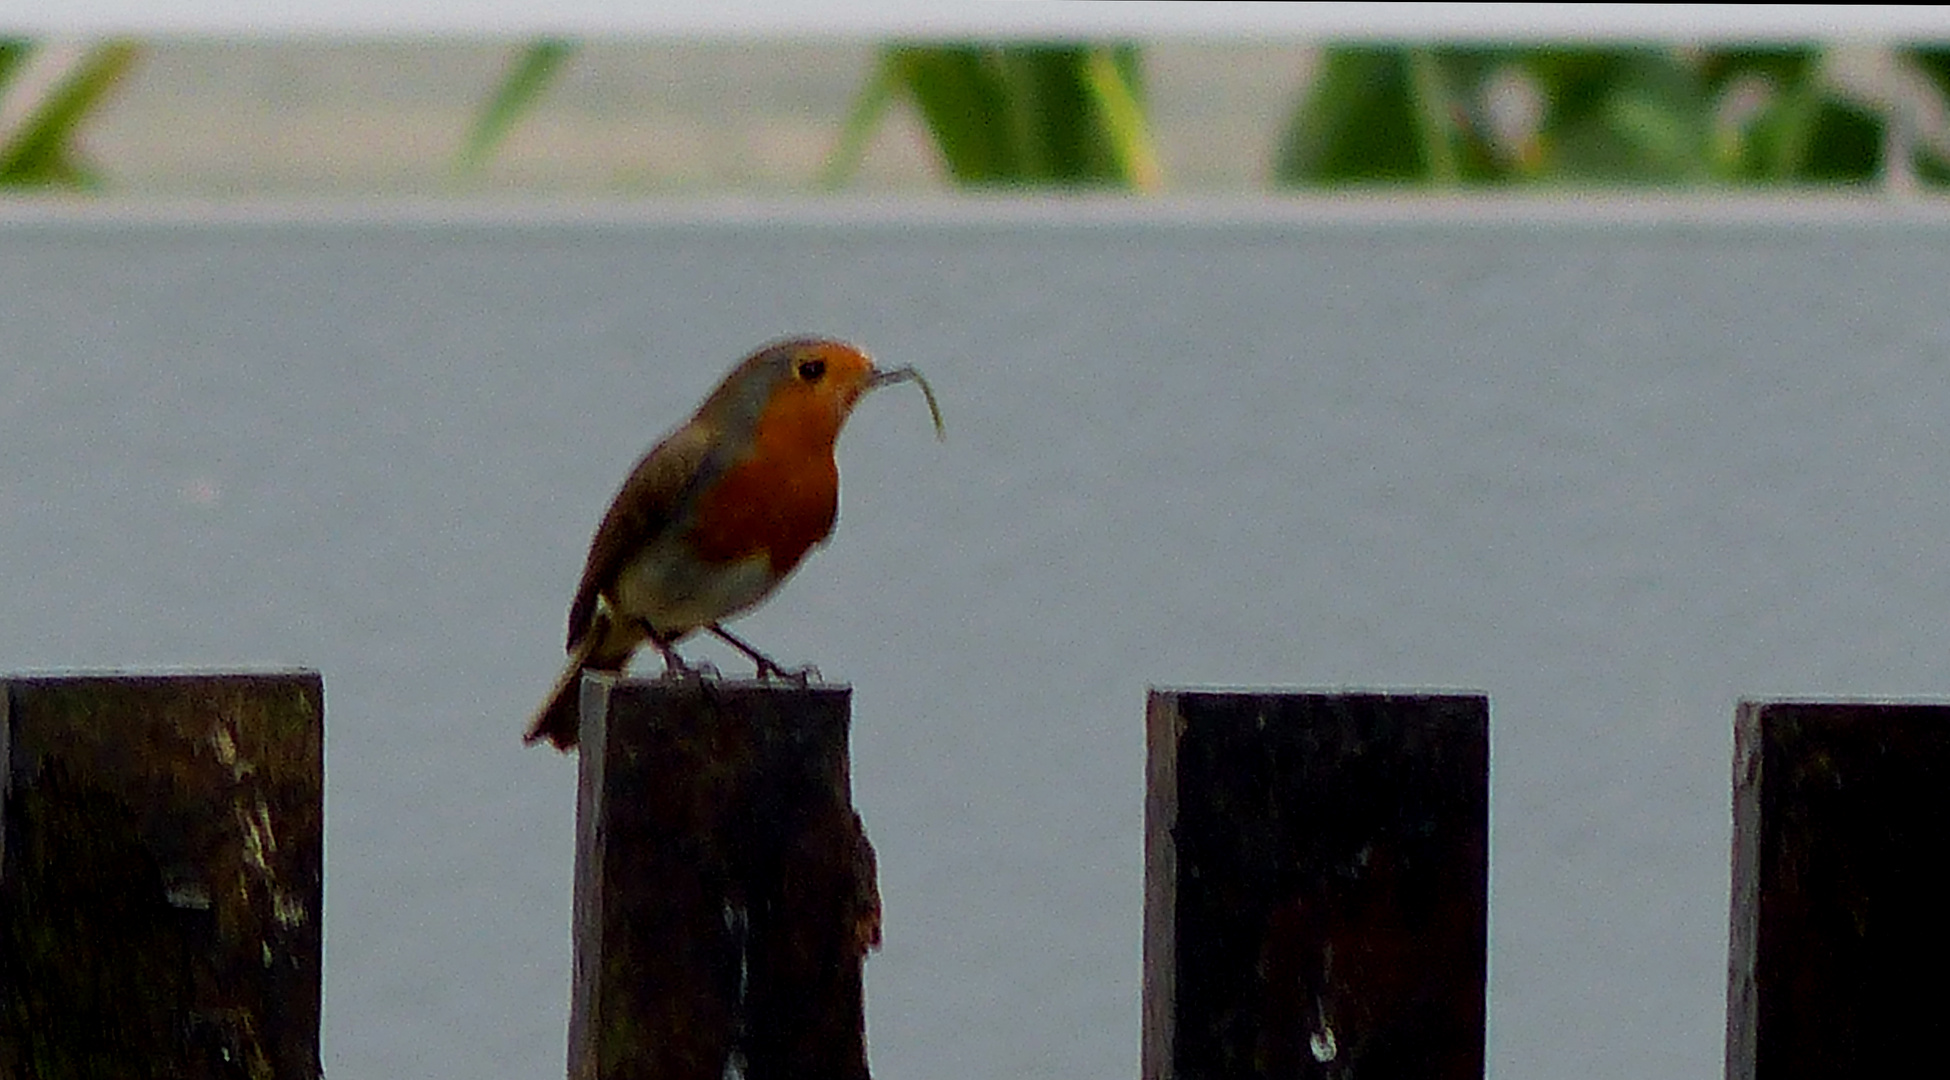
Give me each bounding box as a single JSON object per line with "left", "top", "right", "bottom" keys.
{"left": 655, "top": 655, "right": 721, "bottom": 683}
{"left": 754, "top": 660, "right": 820, "bottom": 686}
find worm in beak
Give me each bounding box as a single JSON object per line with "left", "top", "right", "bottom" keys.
{"left": 868, "top": 365, "right": 946, "bottom": 440}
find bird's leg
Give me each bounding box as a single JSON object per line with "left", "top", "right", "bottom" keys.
{"left": 640, "top": 621, "right": 719, "bottom": 681}
{"left": 707, "top": 623, "right": 818, "bottom": 685}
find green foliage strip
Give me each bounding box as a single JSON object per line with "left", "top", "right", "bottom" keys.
{"left": 8, "top": 37, "right": 1950, "bottom": 192}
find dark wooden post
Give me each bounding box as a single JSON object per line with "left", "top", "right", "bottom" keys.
{"left": 0, "top": 671, "right": 324, "bottom": 1080}
{"left": 568, "top": 676, "right": 880, "bottom": 1080}
{"left": 1143, "top": 690, "right": 1488, "bottom": 1080}
{"left": 1726, "top": 701, "right": 1950, "bottom": 1079}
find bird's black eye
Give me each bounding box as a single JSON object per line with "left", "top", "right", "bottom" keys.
{"left": 797, "top": 358, "right": 827, "bottom": 382}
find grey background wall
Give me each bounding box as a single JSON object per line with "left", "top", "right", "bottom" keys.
{"left": 4, "top": 201, "right": 1947, "bottom": 1078}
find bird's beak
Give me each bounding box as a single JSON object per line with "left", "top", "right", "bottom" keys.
{"left": 867, "top": 365, "right": 946, "bottom": 440}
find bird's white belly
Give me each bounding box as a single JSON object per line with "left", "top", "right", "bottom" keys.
{"left": 610, "top": 539, "right": 778, "bottom": 635}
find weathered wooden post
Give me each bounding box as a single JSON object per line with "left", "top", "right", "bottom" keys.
{"left": 1143, "top": 689, "right": 1488, "bottom": 1080}
{"left": 0, "top": 671, "right": 324, "bottom": 1080}
{"left": 1726, "top": 700, "right": 1950, "bottom": 1079}
{"left": 568, "top": 676, "right": 880, "bottom": 1080}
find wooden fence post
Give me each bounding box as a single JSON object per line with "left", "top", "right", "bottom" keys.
{"left": 0, "top": 671, "right": 324, "bottom": 1080}
{"left": 568, "top": 676, "right": 880, "bottom": 1080}
{"left": 1143, "top": 689, "right": 1488, "bottom": 1080}
{"left": 1726, "top": 700, "right": 1950, "bottom": 1079}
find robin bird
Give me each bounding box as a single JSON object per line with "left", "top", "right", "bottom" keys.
{"left": 524, "top": 335, "right": 942, "bottom": 751}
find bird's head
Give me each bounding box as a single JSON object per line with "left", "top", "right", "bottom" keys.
{"left": 710, "top": 337, "right": 943, "bottom": 454}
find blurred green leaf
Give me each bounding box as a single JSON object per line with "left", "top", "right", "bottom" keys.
{"left": 828, "top": 43, "right": 1159, "bottom": 189}
{"left": 1699, "top": 48, "right": 1882, "bottom": 184}
{"left": 822, "top": 51, "right": 904, "bottom": 189}
{"left": 1701, "top": 49, "right": 1824, "bottom": 180}
{"left": 1080, "top": 47, "right": 1160, "bottom": 189}
{"left": 1902, "top": 46, "right": 1950, "bottom": 185}
{"left": 1791, "top": 98, "right": 1883, "bottom": 183}
{"left": 0, "top": 38, "right": 32, "bottom": 85}
{"left": 0, "top": 40, "right": 140, "bottom": 189}
{"left": 894, "top": 46, "right": 1019, "bottom": 182}
{"left": 457, "top": 38, "right": 576, "bottom": 173}
{"left": 1275, "top": 47, "right": 1430, "bottom": 184}
{"left": 1532, "top": 49, "right": 1704, "bottom": 181}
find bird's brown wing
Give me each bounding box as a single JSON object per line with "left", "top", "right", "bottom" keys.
{"left": 565, "top": 421, "right": 721, "bottom": 650}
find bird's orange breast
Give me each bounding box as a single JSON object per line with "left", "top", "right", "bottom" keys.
{"left": 685, "top": 453, "right": 838, "bottom": 574}
{"left": 683, "top": 389, "right": 846, "bottom": 575}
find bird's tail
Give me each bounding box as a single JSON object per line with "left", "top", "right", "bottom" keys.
{"left": 524, "top": 613, "right": 635, "bottom": 751}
